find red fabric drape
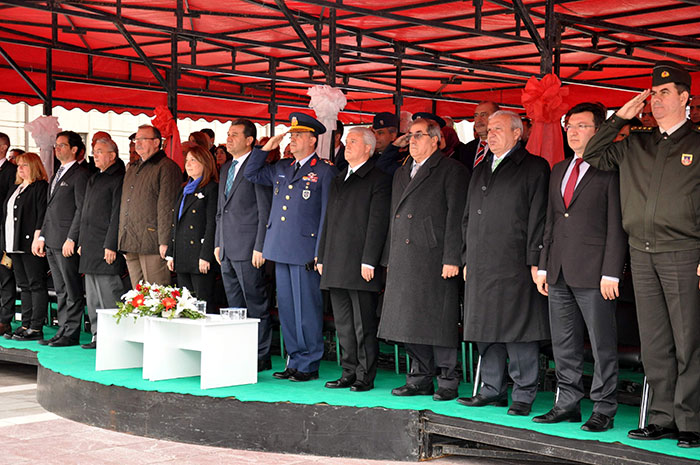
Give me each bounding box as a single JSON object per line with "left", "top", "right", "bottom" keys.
{"left": 151, "top": 105, "right": 184, "bottom": 170}
{"left": 522, "top": 73, "right": 569, "bottom": 168}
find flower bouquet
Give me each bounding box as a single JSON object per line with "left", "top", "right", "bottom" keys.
{"left": 114, "top": 281, "right": 206, "bottom": 322}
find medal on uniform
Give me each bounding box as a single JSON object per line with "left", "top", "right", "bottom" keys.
{"left": 274, "top": 186, "right": 279, "bottom": 195}
{"left": 681, "top": 153, "right": 693, "bottom": 166}
{"left": 302, "top": 189, "right": 311, "bottom": 200}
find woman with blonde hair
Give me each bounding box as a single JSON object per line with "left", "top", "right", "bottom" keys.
{"left": 2, "top": 152, "right": 50, "bottom": 341}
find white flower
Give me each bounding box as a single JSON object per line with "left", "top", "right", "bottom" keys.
{"left": 195, "top": 192, "right": 204, "bottom": 199}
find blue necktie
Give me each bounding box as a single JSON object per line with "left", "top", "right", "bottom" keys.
{"left": 224, "top": 159, "right": 238, "bottom": 198}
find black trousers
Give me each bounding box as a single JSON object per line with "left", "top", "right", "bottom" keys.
{"left": 0, "top": 259, "right": 16, "bottom": 324}
{"left": 548, "top": 274, "right": 619, "bottom": 417}
{"left": 220, "top": 257, "right": 272, "bottom": 361}
{"left": 329, "top": 288, "right": 379, "bottom": 384}
{"left": 630, "top": 248, "right": 700, "bottom": 431}
{"left": 177, "top": 271, "right": 217, "bottom": 314}
{"left": 476, "top": 341, "right": 540, "bottom": 404}
{"left": 405, "top": 343, "right": 459, "bottom": 390}
{"left": 46, "top": 246, "right": 84, "bottom": 341}
{"left": 9, "top": 252, "right": 48, "bottom": 330}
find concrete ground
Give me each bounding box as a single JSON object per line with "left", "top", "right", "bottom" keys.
{"left": 0, "top": 361, "right": 550, "bottom": 465}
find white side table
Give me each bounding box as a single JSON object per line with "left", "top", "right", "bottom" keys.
{"left": 95, "top": 309, "right": 146, "bottom": 371}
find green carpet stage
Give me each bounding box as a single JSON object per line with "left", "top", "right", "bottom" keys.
{"left": 1, "top": 326, "right": 698, "bottom": 464}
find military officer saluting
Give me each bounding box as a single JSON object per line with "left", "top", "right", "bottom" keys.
{"left": 244, "top": 113, "right": 338, "bottom": 382}
{"left": 584, "top": 61, "right": 700, "bottom": 448}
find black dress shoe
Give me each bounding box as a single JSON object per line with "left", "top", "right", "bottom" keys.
{"left": 433, "top": 387, "right": 458, "bottom": 401}
{"left": 38, "top": 334, "right": 62, "bottom": 346}
{"left": 507, "top": 401, "right": 532, "bottom": 416}
{"left": 81, "top": 341, "right": 97, "bottom": 349}
{"left": 391, "top": 383, "right": 434, "bottom": 397}
{"left": 533, "top": 407, "right": 581, "bottom": 424}
{"left": 272, "top": 368, "right": 297, "bottom": 379}
{"left": 350, "top": 380, "right": 373, "bottom": 392}
{"left": 48, "top": 336, "right": 79, "bottom": 347}
{"left": 581, "top": 412, "right": 614, "bottom": 432}
{"left": 257, "top": 359, "right": 272, "bottom": 372}
{"left": 7, "top": 326, "right": 27, "bottom": 340}
{"left": 456, "top": 393, "right": 508, "bottom": 407}
{"left": 289, "top": 371, "right": 319, "bottom": 382}
{"left": 325, "top": 376, "right": 356, "bottom": 389}
{"left": 628, "top": 424, "right": 679, "bottom": 440}
{"left": 678, "top": 431, "right": 700, "bottom": 448}
{"left": 14, "top": 329, "right": 44, "bottom": 341}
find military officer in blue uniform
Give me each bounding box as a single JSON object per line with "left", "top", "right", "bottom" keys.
{"left": 244, "top": 112, "right": 338, "bottom": 382}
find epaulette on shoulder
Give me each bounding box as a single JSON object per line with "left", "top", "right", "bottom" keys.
{"left": 629, "top": 126, "right": 654, "bottom": 133}
{"left": 692, "top": 125, "right": 700, "bottom": 133}
{"left": 322, "top": 159, "right": 334, "bottom": 165}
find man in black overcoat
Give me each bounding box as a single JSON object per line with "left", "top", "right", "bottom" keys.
{"left": 0, "top": 132, "right": 18, "bottom": 336}
{"left": 378, "top": 117, "right": 468, "bottom": 401}
{"left": 34, "top": 130, "right": 89, "bottom": 347}
{"left": 459, "top": 111, "right": 550, "bottom": 416}
{"left": 317, "top": 127, "right": 391, "bottom": 392}
{"left": 78, "top": 137, "right": 127, "bottom": 349}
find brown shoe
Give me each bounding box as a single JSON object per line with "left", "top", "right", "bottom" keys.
{"left": 0, "top": 322, "right": 13, "bottom": 336}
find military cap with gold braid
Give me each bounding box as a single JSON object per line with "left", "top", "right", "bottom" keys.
{"left": 652, "top": 61, "right": 691, "bottom": 87}
{"left": 289, "top": 112, "right": 326, "bottom": 135}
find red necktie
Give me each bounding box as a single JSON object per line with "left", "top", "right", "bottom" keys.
{"left": 563, "top": 158, "right": 583, "bottom": 208}
{"left": 473, "top": 140, "right": 487, "bottom": 168}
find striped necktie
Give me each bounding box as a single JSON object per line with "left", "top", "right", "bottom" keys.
{"left": 473, "top": 140, "right": 487, "bottom": 168}
{"left": 224, "top": 159, "right": 238, "bottom": 198}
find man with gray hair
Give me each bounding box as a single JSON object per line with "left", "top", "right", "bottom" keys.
{"left": 459, "top": 110, "right": 550, "bottom": 416}
{"left": 379, "top": 117, "right": 468, "bottom": 401}
{"left": 78, "top": 137, "right": 127, "bottom": 349}
{"left": 119, "top": 124, "right": 182, "bottom": 286}
{"left": 317, "top": 127, "right": 391, "bottom": 392}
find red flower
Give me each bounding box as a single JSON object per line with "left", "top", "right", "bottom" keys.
{"left": 131, "top": 294, "right": 145, "bottom": 307}
{"left": 135, "top": 283, "right": 142, "bottom": 292}
{"left": 171, "top": 290, "right": 181, "bottom": 298}
{"left": 162, "top": 297, "right": 177, "bottom": 310}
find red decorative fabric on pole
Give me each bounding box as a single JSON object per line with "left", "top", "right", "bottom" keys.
{"left": 521, "top": 73, "right": 569, "bottom": 168}
{"left": 151, "top": 105, "right": 184, "bottom": 170}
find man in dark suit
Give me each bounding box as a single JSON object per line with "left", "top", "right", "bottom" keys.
{"left": 0, "top": 132, "right": 18, "bottom": 336}
{"left": 330, "top": 120, "right": 346, "bottom": 170}
{"left": 455, "top": 101, "right": 500, "bottom": 175}
{"left": 459, "top": 111, "right": 550, "bottom": 416}
{"left": 378, "top": 117, "right": 468, "bottom": 401}
{"left": 34, "top": 130, "right": 89, "bottom": 347}
{"left": 317, "top": 127, "right": 391, "bottom": 392}
{"left": 533, "top": 102, "right": 627, "bottom": 432}
{"left": 245, "top": 113, "right": 338, "bottom": 382}
{"left": 215, "top": 118, "right": 273, "bottom": 372}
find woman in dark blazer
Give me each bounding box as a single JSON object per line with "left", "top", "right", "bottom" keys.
{"left": 166, "top": 144, "right": 219, "bottom": 312}
{"left": 2, "top": 152, "right": 49, "bottom": 341}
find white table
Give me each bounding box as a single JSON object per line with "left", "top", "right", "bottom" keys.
{"left": 96, "top": 309, "right": 259, "bottom": 389}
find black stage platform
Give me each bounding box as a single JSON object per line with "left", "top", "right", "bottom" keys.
{"left": 2, "top": 343, "right": 697, "bottom": 465}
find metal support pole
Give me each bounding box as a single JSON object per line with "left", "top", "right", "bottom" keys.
{"left": 394, "top": 44, "right": 403, "bottom": 126}
{"left": 269, "top": 58, "right": 278, "bottom": 137}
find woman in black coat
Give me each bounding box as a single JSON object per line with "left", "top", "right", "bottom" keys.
{"left": 166, "top": 144, "right": 219, "bottom": 312}
{"left": 2, "top": 152, "right": 49, "bottom": 341}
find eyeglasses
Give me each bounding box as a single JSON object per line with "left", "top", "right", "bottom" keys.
{"left": 564, "top": 124, "right": 596, "bottom": 132}
{"left": 54, "top": 143, "right": 69, "bottom": 149}
{"left": 640, "top": 112, "right": 653, "bottom": 118}
{"left": 133, "top": 137, "right": 159, "bottom": 142}
{"left": 406, "top": 132, "right": 431, "bottom": 140}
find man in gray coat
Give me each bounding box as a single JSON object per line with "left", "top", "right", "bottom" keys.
{"left": 459, "top": 111, "right": 550, "bottom": 416}
{"left": 118, "top": 125, "right": 182, "bottom": 286}
{"left": 378, "top": 117, "right": 468, "bottom": 401}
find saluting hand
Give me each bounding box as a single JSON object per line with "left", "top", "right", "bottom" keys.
{"left": 262, "top": 133, "right": 286, "bottom": 151}
{"left": 393, "top": 133, "right": 410, "bottom": 149}
{"left": 616, "top": 89, "right": 651, "bottom": 120}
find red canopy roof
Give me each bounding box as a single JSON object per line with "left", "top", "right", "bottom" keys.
{"left": 0, "top": 1, "right": 698, "bottom": 123}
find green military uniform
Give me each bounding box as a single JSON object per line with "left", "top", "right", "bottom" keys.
{"left": 584, "top": 114, "right": 700, "bottom": 433}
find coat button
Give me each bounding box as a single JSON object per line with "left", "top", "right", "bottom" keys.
{"left": 13, "top": 205, "right": 17, "bottom": 209}
{"left": 405, "top": 239, "right": 410, "bottom": 244}
{"left": 407, "top": 214, "right": 413, "bottom": 219}
{"left": 25, "top": 235, "right": 30, "bottom": 239}
{"left": 481, "top": 185, "right": 487, "bottom": 191}
{"left": 190, "top": 240, "right": 194, "bottom": 245}
{"left": 477, "top": 209, "right": 482, "bottom": 215}
{"left": 285, "top": 195, "right": 290, "bottom": 200}
{"left": 282, "top": 206, "right": 287, "bottom": 211}
{"left": 311, "top": 233, "right": 315, "bottom": 237}
{"left": 14, "top": 217, "right": 17, "bottom": 221}
{"left": 281, "top": 216, "right": 286, "bottom": 221}
{"left": 192, "top": 209, "right": 196, "bottom": 213}
{"left": 564, "top": 213, "right": 569, "bottom": 218}
{"left": 288, "top": 185, "right": 293, "bottom": 189}
{"left": 395, "top": 214, "right": 400, "bottom": 218}
{"left": 189, "top": 225, "right": 194, "bottom": 229}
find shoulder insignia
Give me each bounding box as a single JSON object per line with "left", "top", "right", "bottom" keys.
{"left": 692, "top": 125, "right": 700, "bottom": 133}
{"left": 322, "top": 159, "right": 334, "bottom": 165}
{"left": 629, "top": 126, "right": 654, "bottom": 133}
